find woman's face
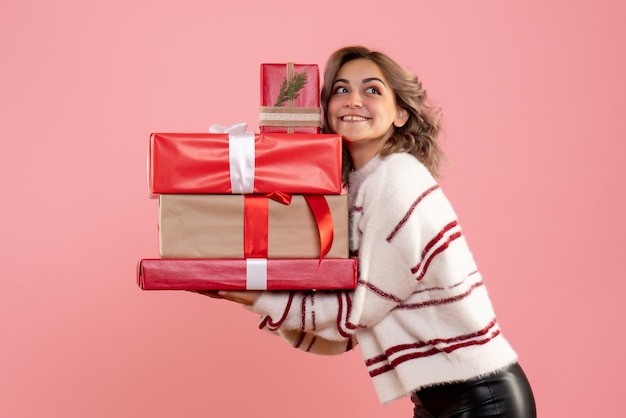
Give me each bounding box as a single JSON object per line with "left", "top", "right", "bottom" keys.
{"left": 327, "top": 58, "right": 407, "bottom": 152}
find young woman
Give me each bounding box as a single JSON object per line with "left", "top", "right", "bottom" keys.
{"left": 202, "top": 46, "right": 537, "bottom": 417}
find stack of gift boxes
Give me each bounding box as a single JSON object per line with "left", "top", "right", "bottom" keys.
{"left": 137, "top": 63, "right": 357, "bottom": 291}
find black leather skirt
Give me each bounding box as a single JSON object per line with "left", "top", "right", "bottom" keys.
{"left": 412, "top": 362, "right": 536, "bottom": 418}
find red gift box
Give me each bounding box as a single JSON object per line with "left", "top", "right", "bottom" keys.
{"left": 137, "top": 258, "right": 358, "bottom": 290}
{"left": 148, "top": 132, "right": 342, "bottom": 196}
{"left": 259, "top": 63, "right": 321, "bottom": 134}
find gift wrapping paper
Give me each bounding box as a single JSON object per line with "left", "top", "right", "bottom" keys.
{"left": 137, "top": 258, "right": 358, "bottom": 290}
{"left": 149, "top": 132, "right": 341, "bottom": 196}
{"left": 159, "top": 193, "right": 349, "bottom": 259}
{"left": 259, "top": 63, "right": 321, "bottom": 134}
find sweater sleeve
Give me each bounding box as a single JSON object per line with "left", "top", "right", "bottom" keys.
{"left": 248, "top": 289, "right": 357, "bottom": 354}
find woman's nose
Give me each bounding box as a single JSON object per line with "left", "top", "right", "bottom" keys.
{"left": 344, "top": 91, "right": 362, "bottom": 107}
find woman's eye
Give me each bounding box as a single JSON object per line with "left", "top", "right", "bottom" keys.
{"left": 366, "top": 87, "right": 381, "bottom": 95}
{"left": 333, "top": 86, "right": 349, "bottom": 94}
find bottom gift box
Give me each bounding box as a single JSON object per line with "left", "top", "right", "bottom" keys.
{"left": 137, "top": 258, "right": 357, "bottom": 291}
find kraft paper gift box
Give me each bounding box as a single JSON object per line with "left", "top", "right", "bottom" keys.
{"left": 259, "top": 63, "right": 321, "bottom": 134}
{"left": 158, "top": 193, "right": 349, "bottom": 259}
{"left": 137, "top": 258, "right": 358, "bottom": 290}
{"left": 148, "top": 132, "right": 341, "bottom": 196}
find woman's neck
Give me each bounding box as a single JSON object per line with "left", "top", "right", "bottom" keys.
{"left": 346, "top": 140, "right": 386, "bottom": 170}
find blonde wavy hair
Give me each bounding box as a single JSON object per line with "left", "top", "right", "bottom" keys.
{"left": 320, "top": 46, "right": 446, "bottom": 183}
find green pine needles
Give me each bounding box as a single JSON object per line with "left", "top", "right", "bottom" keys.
{"left": 273, "top": 70, "right": 308, "bottom": 106}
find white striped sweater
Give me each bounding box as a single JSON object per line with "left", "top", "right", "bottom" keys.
{"left": 249, "top": 152, "right": 518, "bottom": 404}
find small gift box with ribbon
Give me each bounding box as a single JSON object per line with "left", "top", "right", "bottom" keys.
{"left": 259, "top": 63, "right": 321, "bottom": 134}
{"left": 148, "top": 123, "right": 341, "bottom": 196}
{"left": 136, "top": 258, "right": 358, "bottom": 291}
{"left": 158, "top": 193, "right": 349, "bottom": 259}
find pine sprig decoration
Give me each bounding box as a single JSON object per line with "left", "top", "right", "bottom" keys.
{"left": 273, "top": 70, "right": 308, "bottom": 106}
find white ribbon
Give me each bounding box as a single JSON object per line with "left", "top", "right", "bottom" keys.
{"left": 209, "top": 122, "right": 255, "bottom": 194}
{"left": 258, "top": 111, "right": 321, "bottom": 122}
{"left": 246, "top": 258, "right": 268, "bottom": 290}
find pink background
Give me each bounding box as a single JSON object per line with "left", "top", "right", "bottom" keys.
{"left": 1, "top": 1, "right": 624, "bottom": 417}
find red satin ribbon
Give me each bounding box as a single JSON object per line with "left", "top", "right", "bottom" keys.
{"left": 243, "top": 194, "right": 334, "bottom": 259}
{"left": 243, "top": 195, "right": 269, "bottom": 258}
{"left": 265, "top": 191, "right": 292, "bottom": 205}
{"left": 303, "top": 195, "right": 334, "bottom": 261}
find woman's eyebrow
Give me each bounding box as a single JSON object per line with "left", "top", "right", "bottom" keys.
{"left": 362, "top": 77, "right": 386, "bottom": 86}
{"left": 332, "top": 77, "right": 386, "bottom": 87}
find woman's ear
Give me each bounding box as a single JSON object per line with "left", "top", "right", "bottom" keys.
{"left": 394, "top": 108, "right": 409, "bottom": 128}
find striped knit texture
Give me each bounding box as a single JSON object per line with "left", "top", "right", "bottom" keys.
{"left": 250, "top": 152, "right": 517, "bottom": 404}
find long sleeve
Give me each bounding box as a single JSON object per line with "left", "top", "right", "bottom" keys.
{"left": 246, "top": 153, "right": 518, "bottom": 403}
{"left": 250, "top": 289, "right": 357, "bottom": 354}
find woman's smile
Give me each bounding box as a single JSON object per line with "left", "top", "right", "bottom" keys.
{"left": 341, "top": 115, "right": 369, "bottom": 121}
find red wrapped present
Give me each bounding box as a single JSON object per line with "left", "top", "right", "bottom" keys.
{"left": 259, "top": 63, "right": 321, "bottom": 134}
{"left": 137, "top": 258, "right": 358, "bottom": 290}
{"left": 148, "top": 131, "right": 342, "bottom": 196}
{"left": 159, "top": 193, "right": 348, "bottom": 259}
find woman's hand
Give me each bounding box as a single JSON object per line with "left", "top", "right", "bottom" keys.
{"left": 194, "top": 290, "right": 261, "bottom": 306}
